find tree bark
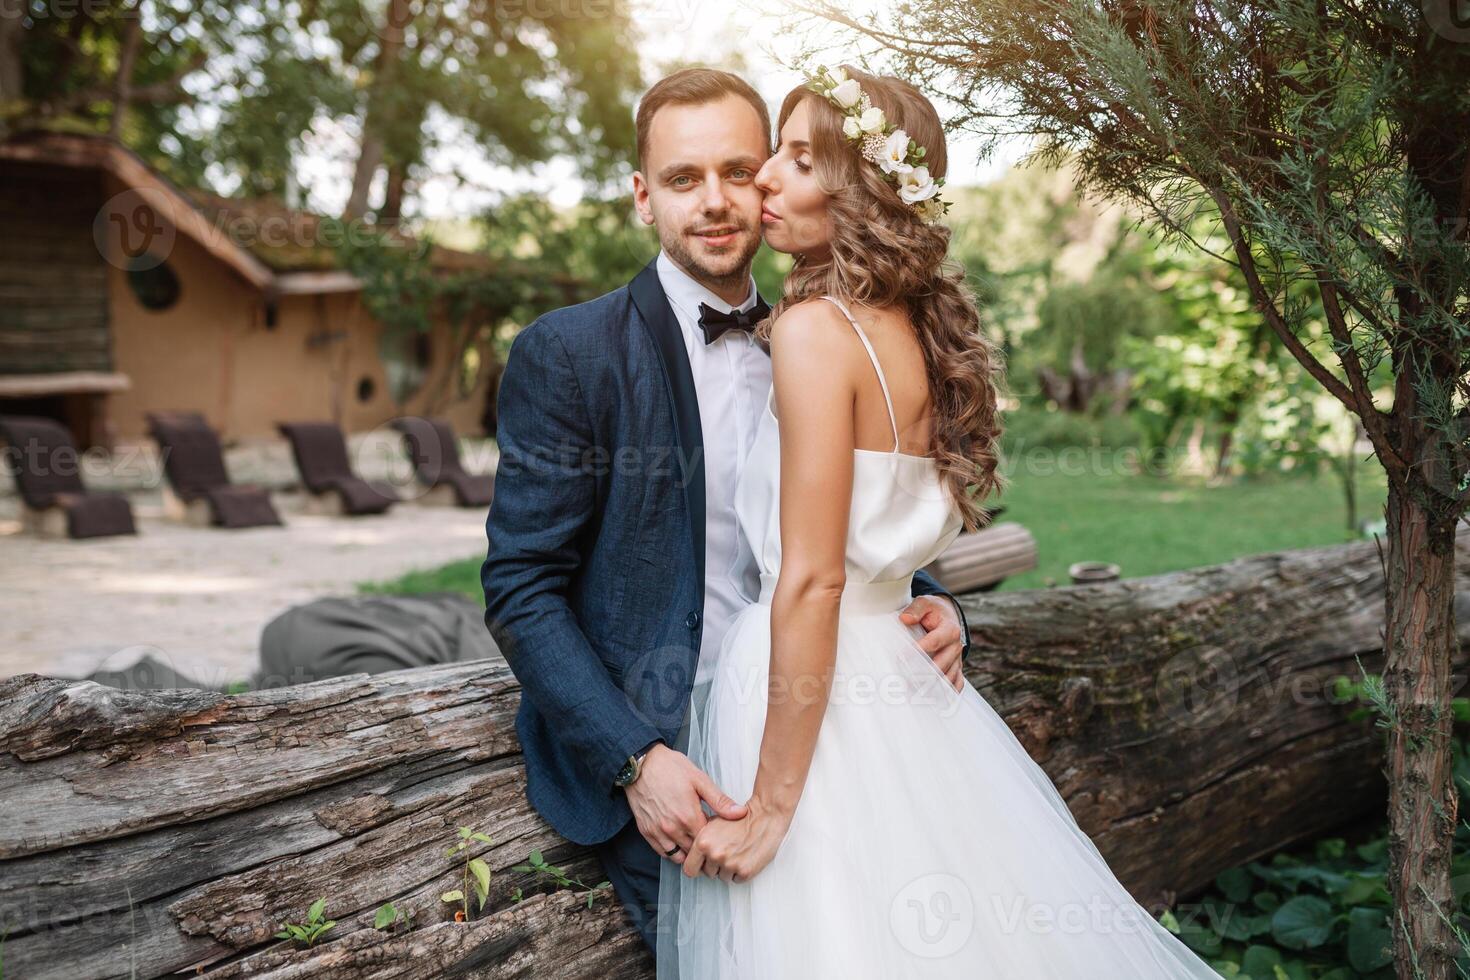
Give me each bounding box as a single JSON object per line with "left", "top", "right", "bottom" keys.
{"left": 1381, "top": 29, "right": 1470, "bottom": 974}
{"left": 0, "top": 0, "right": 23, "bottom": 130}
{"left": 2, "top": 528, "right": 1468, "bottom": 978}
{"left": 341, "top": 0, "right": 412, "bottom": 222}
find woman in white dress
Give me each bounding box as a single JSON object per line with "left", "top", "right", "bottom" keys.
{"left": 654, "top": 64, "right": 1224, "bottom": 979}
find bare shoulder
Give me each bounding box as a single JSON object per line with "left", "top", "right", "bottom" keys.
{"left": 768, "top": 297, "right": 860, "bottom": 366}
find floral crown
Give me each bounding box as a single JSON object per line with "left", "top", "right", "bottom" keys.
{"left": 804, "top": 65, "right": 950, "bottom": 224}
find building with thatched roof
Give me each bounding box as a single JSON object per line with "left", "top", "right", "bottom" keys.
{"left": 0, "top": 131, "right": 558, "bottom": 449}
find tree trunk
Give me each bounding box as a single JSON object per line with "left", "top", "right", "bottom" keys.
{"left": 341, "top": 0, "right": 412, "bottom": 222}
{"left": 1383, "top": 29, "right": 1470, "bottom": 973}
{"left": 1382, "top": 461, "right": 1462, "bottom": 977}
{"left": 380, "top": 164, "right": 407, "bottom": 225}
{"left": 107, "top": 14, "right": 141, "bottom": 138}
{"left": 0, "top": 0, "right": 25, "bottom": 137}
{"left": 2, "top": 529, "right": 1468, "bottom": 978}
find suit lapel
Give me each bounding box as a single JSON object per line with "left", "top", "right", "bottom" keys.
{"left": 630, "top": 258, "right": 706, "bottom": 594}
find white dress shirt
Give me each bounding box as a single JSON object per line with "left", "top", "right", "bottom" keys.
{"left": 655, "top": 250, "right": 772, "bottom": 688}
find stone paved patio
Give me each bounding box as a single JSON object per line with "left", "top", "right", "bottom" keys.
{"left": 0, "top": 431, "right": 495, "bottom": 684}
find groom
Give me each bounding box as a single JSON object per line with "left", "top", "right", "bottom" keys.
{"left": 480, "top": 67, "right": 971, "bottom": 954}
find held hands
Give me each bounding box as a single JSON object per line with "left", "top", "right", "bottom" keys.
{"left": 900, "top": 594, "right": 966, "bottom": 692}
{"left": 682, "top": 795, "right": 792, "bottom": 883}
{"left": 625, "top": 744, "right": 747, "bottom": 863}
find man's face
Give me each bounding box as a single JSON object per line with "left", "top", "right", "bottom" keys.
{"left": 633, "top": 94, "right": 769, "bottom": 289}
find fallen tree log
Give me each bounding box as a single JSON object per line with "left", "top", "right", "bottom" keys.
{"left": 1, "top": 526, "right": 1467, "bottom": 979}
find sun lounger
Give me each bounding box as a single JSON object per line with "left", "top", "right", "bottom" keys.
{"left": 390, "top": 416, "right": 495, "bottom": 508}
{"left": 0, "top": 414, "right": 137, "bottom": 539}
{"left": 276, "top": 421, "right": 398, "bottom": 516}
{"left": 146, "top": 411, "right": 283, "bottom": 529}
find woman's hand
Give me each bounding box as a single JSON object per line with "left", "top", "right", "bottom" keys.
{"left": 681, "top": 797, "right": 793, "bottom": 883}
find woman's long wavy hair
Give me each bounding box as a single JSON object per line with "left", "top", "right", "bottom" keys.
{"left": 759, "top": 65, "right": 1008, "bottom": 531}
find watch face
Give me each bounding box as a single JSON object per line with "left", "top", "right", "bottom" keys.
{"left": 615, "top": 760, "right": 635, "bottom": 785}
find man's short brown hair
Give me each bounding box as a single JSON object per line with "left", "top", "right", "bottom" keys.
{"left": 635, "top": 67, "right": 772, "bottom": 168}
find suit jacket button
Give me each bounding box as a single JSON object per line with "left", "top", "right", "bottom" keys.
{"left": 685, "top": 611, "right": 701, "bottom": 630}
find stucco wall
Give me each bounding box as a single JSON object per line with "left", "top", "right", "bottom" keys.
{"left": 104, "top": 175, "right": 493, "bottom": 443}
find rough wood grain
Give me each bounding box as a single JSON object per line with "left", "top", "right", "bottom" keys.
{"left": 1, "top": 527, "right": 1466, "bottom": 978}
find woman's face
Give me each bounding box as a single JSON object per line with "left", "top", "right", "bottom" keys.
{"left": 754, "top": 98, "right": 834, "bottom": 257}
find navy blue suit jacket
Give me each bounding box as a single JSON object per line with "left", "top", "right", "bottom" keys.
{"left": 481, "top": 259, "right": 970, "bottom": 846}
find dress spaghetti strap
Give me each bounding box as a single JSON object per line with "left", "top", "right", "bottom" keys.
{"left": 819, "top": 295, "right": 901, "bottom": 453}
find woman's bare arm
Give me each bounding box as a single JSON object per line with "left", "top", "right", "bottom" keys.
{"left": 750, "top": 301, "right": 861, "bottom": 819}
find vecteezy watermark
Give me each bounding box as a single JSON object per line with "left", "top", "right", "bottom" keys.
{"left": 1, "top": 437, "right": 167, "bottom": 488}
{"left": 1423, "top": 0, "right": 1470, "bottom": 41}
{"left": 0, "top": 0, "right": 133, "bottom": 21}
{"left": 1154, "top": 644, "right": 1240, "bottom": 729}
{"left": 91, "top": 185, "right": 418, "bottom": 272}
{"left": 93, "top": 187, "right": 178, "bottom": 273}
{"left": 354, "top": 0, "right": 713, "bottom": 45}
{"left": 890, "top": 873, "right": 976, "bottom": 958}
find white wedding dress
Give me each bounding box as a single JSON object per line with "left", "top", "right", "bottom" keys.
{"left": 655, "top": 296, "right": 1222, "bottom": 979}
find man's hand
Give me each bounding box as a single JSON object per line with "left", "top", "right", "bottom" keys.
{"left": 625, "top": 744, "right": 748, "bottom": 863}
{"left": 900, "top": 594, "right": 966, "bottom": 692}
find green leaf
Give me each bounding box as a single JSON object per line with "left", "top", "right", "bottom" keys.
{"left": 1252, "top": 891, "right": 1282, "bottom": 913}
{"left": 307, "top": 898, "right": 326, "bottom": 923}
{"left": 1345, "top": 906, "right": 1392, "bottom": 972}
{"left": 441, "top": 890, "right": 465, "bottom": 903}
{"left": 458, "top": 826, "right": 473, "bottom": 839}
{"left": 469, "top": 858, "right": 492, "bottom": 899}
{"left": 1270, "top": 895, "right": 1335, "bottom": 949}
{"left": 374, "top": 903, "right": 398, "bottom": 929}
{"left": 1215, "top": 866, "right": 1254, "bottom": 904}
{"left": 1241, "top": 944, "right": 1283, "bottom": 977}
{"left": 471, "top": 832, "right": 494, "bottom": 844}
{"left": 274, "top": 930, "right": 291, "bottom": 940}
{"left": 529, "top": 849, "right": 544, "bottom": 865}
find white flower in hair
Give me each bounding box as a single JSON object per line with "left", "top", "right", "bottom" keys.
{"left": 914, "top": 196, "right": 947, "bottom": 222}
{"left": 830, "top": 78, "right": 863, "bottom": 109}
{"left": 880, "top": 129, "right": 913, "bottom": 174}
{"left": 897, "top": 165, "right": 938, "bottom": 203}
{"left": 805, "top": 65, "right": 950, "bottom": 224}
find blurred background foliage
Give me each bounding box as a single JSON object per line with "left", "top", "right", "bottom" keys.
{"left": 3, "top": 0, "right": 1388, "bottom": 573}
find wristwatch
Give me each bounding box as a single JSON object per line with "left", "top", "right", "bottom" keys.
{"left": 613, "top": 742, "right": 658, "bottom": 789}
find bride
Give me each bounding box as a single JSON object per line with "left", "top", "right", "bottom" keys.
{"left": 653, "top": 64, "right": 1224, "bottom": 979}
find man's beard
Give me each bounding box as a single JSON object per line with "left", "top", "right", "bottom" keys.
{"left": 661, "top": 221, "right": 761, "bottom": 295}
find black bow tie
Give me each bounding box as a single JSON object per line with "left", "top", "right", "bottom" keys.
{"left": 697, "top": 297, "right": 771, "bottom": 345}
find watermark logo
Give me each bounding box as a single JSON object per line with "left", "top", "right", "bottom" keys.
{"left": 93, "top": 187, "right": 178, "bottom": 271}
{"left": 1424, "top": 0, "right": 1470, "bottom": 41}
{"left": 890, "top": 872, "right": 975, "bottom": 958}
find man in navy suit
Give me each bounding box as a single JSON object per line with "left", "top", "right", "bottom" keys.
{"left": 481, "top": 67, "right": 970, "bottom": 955}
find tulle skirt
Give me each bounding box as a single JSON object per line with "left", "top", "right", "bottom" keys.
{"left": 654, "top": 579, "right": 1223, "bottom": 979}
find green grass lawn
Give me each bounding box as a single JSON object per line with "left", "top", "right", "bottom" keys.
{"left": 990, "top": 463, "right": 1389, "bottom": 591}
{"left": 359, "top": 555, "right": 487, "bottom": 602}
{"left": 359, "top": 460, "right": 1390, "bottom": 599}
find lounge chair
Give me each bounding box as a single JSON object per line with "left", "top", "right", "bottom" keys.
{"left": 922, "top": 511, "right": 1038, "bottom": 594}
{"left": 390, "top": 416, "right": 495, "bottom": 508}
{"left": 276, "top": 421, "right": 398, "bottom": 516}
{"left": 146, "top": 411, "right": 283, "bottom": 529}
{"left": 0, "top": 415, "right": 137, "bottom": 539}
